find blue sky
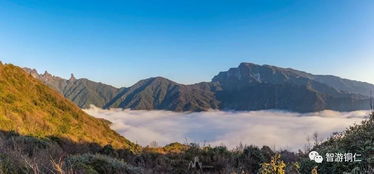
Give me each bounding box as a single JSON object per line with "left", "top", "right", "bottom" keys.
{"left": 0, "top": 0, "right": 373, "bottom": 87}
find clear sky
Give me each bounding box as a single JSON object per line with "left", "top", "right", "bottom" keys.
{"left": 0, "top": 0, "right": 373, "bottom": 87}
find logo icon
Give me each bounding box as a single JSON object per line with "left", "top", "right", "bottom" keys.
{"left": 309, "top": 151, "right": 323, "bottom": 163}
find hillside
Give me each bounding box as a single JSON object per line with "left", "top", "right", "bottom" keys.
{"left": 300, "top": 112, "right": 374, "bottom": 173}
{"left": 0, "top": 63, "right": 138, "bottom": 150}
{"left": 23, "top": 68, "right": 119, "bottom": 108}
{"left": 104, "top": 77, "right": 220, "bottom": 111}
{"left": 212, "top": 63, "right": 370, "bottom": 112}
{"left": 212, "top": 63, "right": 374, "bottom": 97}
{"left": 63, "top": 78, "right": 119, "bottom": 108}
{"left": 313, "top": 75, "right": 374, "bottom": 97}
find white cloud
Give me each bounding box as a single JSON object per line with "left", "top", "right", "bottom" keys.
{"left": 84, "top": 107, "right": 369, "bottom": 151}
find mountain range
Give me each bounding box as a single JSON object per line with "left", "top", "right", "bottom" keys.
{"left": 24, "top": 62, "right": 374, "bottom": 113}
{"left": 24, "top": 68, "right": 119, "bottom": 108}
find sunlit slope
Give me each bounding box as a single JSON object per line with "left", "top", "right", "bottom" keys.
{"left": 0, "top": 63, "right": 138, "bottom": 150}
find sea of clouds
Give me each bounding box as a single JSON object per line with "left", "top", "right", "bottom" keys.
{"left": 84, "top": 107, "right": 370, "bottom": 151}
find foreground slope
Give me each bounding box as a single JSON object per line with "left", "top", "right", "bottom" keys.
{"left": 0, "top": 63, "right": 137, "bottom": 150}
{"left": 300, "top": 113, "right": 374, "bottom": 173}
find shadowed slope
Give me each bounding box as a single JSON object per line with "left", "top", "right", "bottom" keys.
{"left": 63, "top": 78, "right": 119, "bottom": 108}
{"left": 212, "top": 63, "right": 370, "bottom": 112}
{"left": 106, "top": 77, "right": 219, "bottom": 111}
{"left": 24, "top": 62, "right": 372, "bottom": 112}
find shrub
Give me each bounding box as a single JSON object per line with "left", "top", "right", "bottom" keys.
{"left": 64, "top": 153, "right": 142, "bottom": 174}
{"left": 258, "top": 154, "right": 286, "bottom": 174}
{"left": 0, "top": 153, "right": 29, "bottom": 174}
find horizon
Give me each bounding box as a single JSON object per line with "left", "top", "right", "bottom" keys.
{"left": 10, "top": 61, "right": 374, "bottom": 88}
{"left": 11, "top": 60, "right": 374, "bottom": 88}
{"left": 1, "top": 0, "right": 373, "bottom": 87}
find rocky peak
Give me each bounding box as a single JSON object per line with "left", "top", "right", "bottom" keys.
{"left": 23, "top": 68, "right": 40, "bottom": 79}
{"left": 238, "top": 62, "right": 258, "bottom": 68}
{"left": 69, "top": 73, "right": 76, "bottom": 81}
{"left": 40, "top": 71, "right": 54, "bottom": 81}
{"left": 212, "top": 62, "right": 316, "bottom": 90}
{"left": 212, "top": 62, "right": 262, "bottom": 84}
{"left": 43, "top": 71, "right": 52, "bottom": 77}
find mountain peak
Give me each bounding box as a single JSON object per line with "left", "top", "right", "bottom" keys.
{"left": 138, "top": 76, "right": 177, "bottom": 85}
{"left": 43, "top": 70, "right": 51, "bottom": 76}
{"left": 41, "top": 70, "right": 54, "bottom": 81}
{"left": 152, "top": 76, "right": 174, "bottom": 82}
{"left": 239, "top": 62, "right": 259, "bottom": 67}
{"left": 69, "top": 73, "right": 76, "bottom": 81}
{"left": 213, "top": 62, "right": 313, "bottom": 84}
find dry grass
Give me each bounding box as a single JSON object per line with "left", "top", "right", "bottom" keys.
{"left": 0, "top": 63, "right": 139, "bottom": 151}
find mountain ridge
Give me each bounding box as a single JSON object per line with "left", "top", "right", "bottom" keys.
{"left": 23, "top": 62, "right": 373, "bottom": 112}
{"left": 23, "top": 68, "right": 120, "bottom": 108}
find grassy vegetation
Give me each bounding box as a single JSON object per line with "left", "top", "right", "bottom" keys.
{"left": 0, "top": 130, "right": 299, "bottom": 174}
{"left": 299, "top": 112, "right": 374, "bottom": 173}
{"left": 0, "top": 63, "right": 139, "bottom": 151}
{"left": 0, "top": 113, "right": 373, "bottom": 173}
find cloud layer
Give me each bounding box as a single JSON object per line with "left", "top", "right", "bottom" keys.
{"left": 84, "top": 107, "right": 369, "bottom": 151}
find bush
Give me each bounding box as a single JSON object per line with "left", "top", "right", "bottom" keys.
{"left": 0, "top": 153, "right": 29, "bottom": 174}
{"left": 64, "top": 153, "right": 142, "bottom": 174}
{"left": 258, "top": 154, "right": 286, "bottom": 174}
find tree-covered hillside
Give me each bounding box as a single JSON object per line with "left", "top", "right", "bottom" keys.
{"left": 300, "top": 112, "right": 374, "bottom": 173}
